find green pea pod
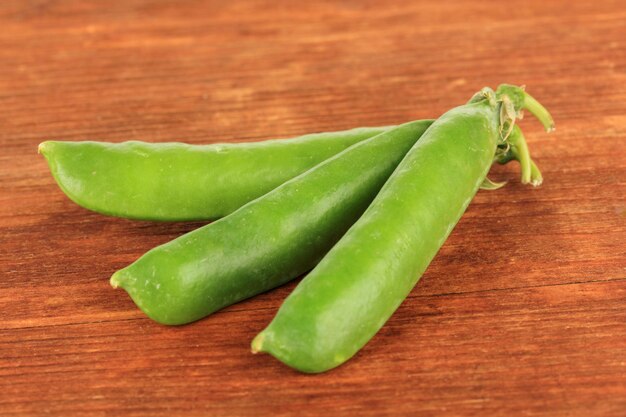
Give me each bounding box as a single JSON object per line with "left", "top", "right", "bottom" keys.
{"left": 110, "top": 120, "right": 434, "bottom": 325}
{"left": 38, "top": 126, "right": 394, "bottom": 221}
{"left": 252, "top": 85, "right": 554, "bottom": 373}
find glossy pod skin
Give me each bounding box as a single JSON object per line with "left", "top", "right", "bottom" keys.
{"left": 110, "top": 120, "right": 434, "bottom": 325}
{"left": 38, "top": 126, "right": 393, "bottom": 221}
{"left": 252, "top": 85, "right": 554, "bottom": 373}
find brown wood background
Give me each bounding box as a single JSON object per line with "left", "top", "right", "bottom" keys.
{"left": 1, "top": 1, "right": 625, "bottom": 416}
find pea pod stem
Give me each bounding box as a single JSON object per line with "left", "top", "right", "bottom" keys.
{"left": 529, "top": 159, "right": 543, "bottom": 186}
{"left": 495, "top": 126, "right": 543, "bottom": 186}
{"left": 508, "top": 126, "right": 542, "bottom": 186}
{"left": 495, "top": 84, "right": 555, "bottom": 133}
{"left": 523, "top": 92, "right": 555, "bottom": 132}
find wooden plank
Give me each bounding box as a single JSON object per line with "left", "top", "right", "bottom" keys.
{"left": 1, "top": 280, "right": 624, "bottom": 416}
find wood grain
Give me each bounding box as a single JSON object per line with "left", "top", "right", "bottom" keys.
{"left": 1, "top": 0, "right": 625, "bottom": 416}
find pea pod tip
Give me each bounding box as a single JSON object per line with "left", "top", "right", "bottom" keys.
{"left": 38, "top": 141, "right": 50, "bottom": 155}
{"left": 251, "top": 333, "right": 265, "bottom": 354}
{"left": 110, "top": 272, "right": 122, "bottom": 289}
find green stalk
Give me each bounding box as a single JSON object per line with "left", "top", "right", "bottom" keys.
{"left": 495, "top": 84, "right": 555, "bottom": 133}
{"left": 524, "top": 92, "right": 555, "bottom": 132}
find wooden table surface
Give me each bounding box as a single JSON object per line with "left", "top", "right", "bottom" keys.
{"left": 1, "top": 1, "right": 625, "bottom": 416}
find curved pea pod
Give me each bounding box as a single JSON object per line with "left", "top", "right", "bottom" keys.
{"left": 110, "top": 120, "right": 434, "bottom": 325}
{"left": 252, "top": 85, "right": 554, "bottom": 373}
{"left": 38, "top": 126, "right": 393, "bottom": 221}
